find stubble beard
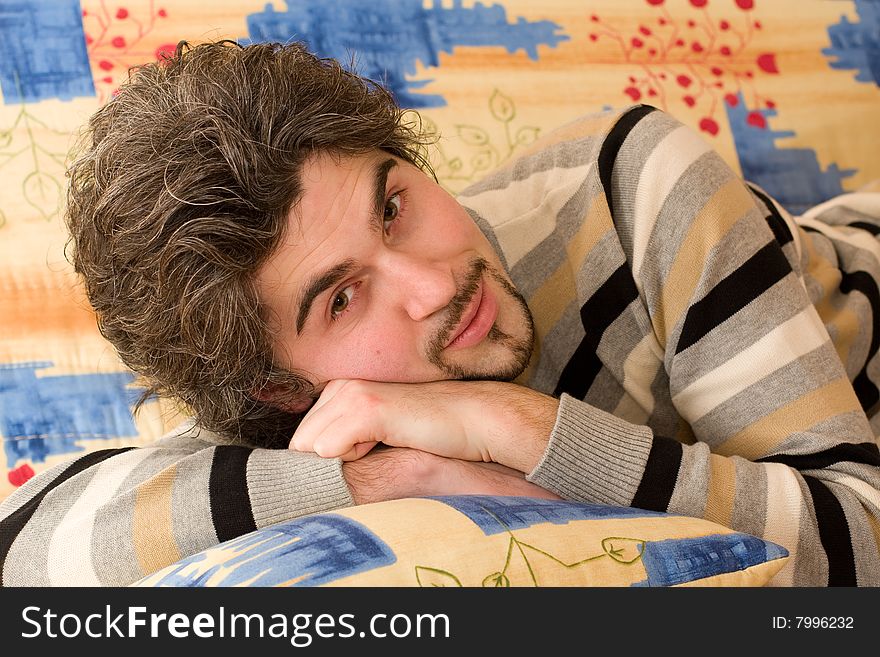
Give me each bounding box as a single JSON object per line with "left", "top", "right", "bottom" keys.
{"left": 425, "top": 257, "right": 535, "bottom": 382}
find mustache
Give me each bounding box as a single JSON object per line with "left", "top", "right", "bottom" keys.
{"left": 427, "top": 257, "right": 488, "bottom": 357}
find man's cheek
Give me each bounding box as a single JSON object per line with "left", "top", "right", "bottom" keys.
{"left": 322, "top": 342, "right": 413, "bottom": 382}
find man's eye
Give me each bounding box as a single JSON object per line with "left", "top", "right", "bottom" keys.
{"left": 330, "top": 285, "right": 355, "bottom": 320}
{"left": 383, "top": 193, "right": 401, "bottom": 233}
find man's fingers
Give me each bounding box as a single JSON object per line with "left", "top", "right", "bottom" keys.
{"left": 293, "top": 409, "right": 381, "bottom": 459}
{"left": 339, "top": 441, "right": 379, "bottom": 462}
{"left": 300, "top": 379, "right": 351, "bottom": 423}
{"left": 289, "top": 383, "right": 353, "bottom": 451}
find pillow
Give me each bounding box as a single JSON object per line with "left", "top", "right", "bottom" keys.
{"left": 133, "top": 496, "right": 789, "bottom": 587}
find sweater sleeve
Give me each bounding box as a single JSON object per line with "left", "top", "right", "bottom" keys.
{"left": 527, "top": 106, "right": 880, "bottom": 586}
{"left": 0, "top": 420, "right": 354, "bottom": 586}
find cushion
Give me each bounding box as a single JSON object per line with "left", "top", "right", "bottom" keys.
{"left": 133, "top": 496, "right": 789, "bottom": 587}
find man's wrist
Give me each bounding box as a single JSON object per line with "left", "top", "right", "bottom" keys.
{"left": 465, "top": 381, "right": 559, "bottom": 473}
{"left": 342, "top": 446, "right": 434, "bottom": 504}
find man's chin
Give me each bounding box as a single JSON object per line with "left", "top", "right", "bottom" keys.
{"left": 436, "top": 337, "right": 533, "bottom": 382}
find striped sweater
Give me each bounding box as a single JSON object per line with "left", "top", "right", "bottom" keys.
{"left": 2, "top": 105, "right": 879, "bottom": 586}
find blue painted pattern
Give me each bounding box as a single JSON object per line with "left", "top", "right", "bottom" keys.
{"left": 144, "top": 514, "right": 396, "bottom": 587}
{"left": 430, "top": 495, "right": 668, "bottom": 535}
{"left": 0, "top": 362, "right": 141, "bottom": 467}
{"left": 823, "top": 0, "right": 880, "bottom": 85}
{"left": 0, "top": 0, "right": 95, "bottom": 103}
{"left": 726, "top": 92, "right": 856, "bottom": 215}
{"left": 243, "top": 0, "right": 568, "bottom": 107}
{"left": 634, "top": 533, "right": 788, "bottom": 587}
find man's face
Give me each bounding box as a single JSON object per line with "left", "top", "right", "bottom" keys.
{"left": 255, "top": 150, "right": 534, "bottom": 397}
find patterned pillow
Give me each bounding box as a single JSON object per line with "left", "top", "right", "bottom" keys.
{"left": 134, "top": 496, "right": 789, "bottom": 587}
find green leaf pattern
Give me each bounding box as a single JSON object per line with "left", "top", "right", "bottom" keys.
{"left": 429, "top": 89, "right": 541, "bottom": 193}
{"left": 417, "top": 506, "right": 647, "bottom": 587}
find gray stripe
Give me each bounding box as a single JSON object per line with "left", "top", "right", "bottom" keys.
{"left": 510, "top": 176, "right": 601, "bottom": 299}
{"left": 666, "top": 440, "right": 709, "bottom": 519}
{"left": 583, "top": 366, "right": 628, "bottom": 414}
{"left": 690, "top": 344, "right": 849, "bottom": 447}
{"left": 791, "top": 474, "right": 829, "bottom": 586}
{"left": 813, "top": 204, "right": 880, "bottom": 229}
{"left": 91, "top": 448, "right": 192, "bottom": 586}
{"left": 525, "top": 299, "right": 585, "bottom": 396}
{"left": 3, "top": 463, "right": 103, "bottom": 586}
{"left": 457, "top": 133, "right": 603, "bottom": 197}
{"left": 731, "top": 458, "right": 768, "bottom": 540}
{"left": 829, "top": 481, "right": 880, "bottom": 586}
{"left": 768, "top": 411, "right": 873, "bottom": 457}
{"left": 640, "top": 155, "right": 742, "bottom": 319}
{"left": 837, "top": 290, "right": 872, "bottom": 380}
{"left": 668, "top": 275, "right": 808, "bottom": 393}
{"left": 597, "top": 300, "right": 654, "bottom": 383}
{"left": 171, "top": 449, "right": 219, "bottom": 558}
{"left": 573, "top": 225, "right": 629, "bottom": 301}
{"left": 646, "top": 362, "right": 680, "bottom": 439}
{"left": 0, "top": 460, "right": 71, "bottom": 519}
{"left": 609, "top": 110, "right": 684, "bottom": 262}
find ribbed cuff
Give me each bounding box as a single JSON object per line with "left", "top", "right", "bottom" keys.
{"left": 246, "top": 450, "right": 355, "bottom": 528}
{"left": 526, "top": 393, "right": 653, "bottom": 506}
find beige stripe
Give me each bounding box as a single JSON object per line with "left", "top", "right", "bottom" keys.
{"left": 798, "top": 215, "right": 880, "bottom": 265}
{"left": 799, "top": 191, "right": 880, "bottom": 223}
{"left": 631, "top": 125, "right": 712, "bottom": 288}
{"left": 717, "top": 378, "right": 863, "bottom": 458}
{"left": 801, "top": 231, "right": 860, "bottom": 365}
{"left": 704, "top": 454, "right": 736, "bottom": 529}
{"left": 653, "top": 178, "right": 756, "bottom": 348}
{"left": 763, "top": 463, "right": 803, "bottom": 587}
{"left": 867, "top": 514, "right": 880, "bottom": 557}
{"left": 514, "top": 111, "right": 622, "bottom": 161}
{"left": 613, "top": 332, "right": 663, "bottom": 424}
{"left": 465, "top": 162, "right": 593, "bottom": 268}
{"left": 133, "top": 465, "right": 182, "bottom": 577}
{"left": 831, "top": 474, "right": 880, "bottom": 513}
{"left": 519, "top": 195, "right": 612, "bottom": 385}
{"left": 672, "top": 309, "right": 831, "bottom": 424}
{"left": 47, "top": 449, "right": 154, "bottom": 586}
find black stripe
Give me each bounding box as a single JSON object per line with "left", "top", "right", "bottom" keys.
{"left": 839, "top": 270, "right": 880, "bottom": 415}
{"left": 554, "top": 264, "right": 639, "bottom": 398}
{"left": 803, "top": 476, "right": 857, "bottom": 586}
{"left": 630, "top": 437, "right": 683, "bottom": 512}
{"left": 758, "top": 442, "right": 880, "bottom": 470}
{"left": 597, "top": 104, "right": 657, "bottom": 221}
{"left": 0, "top": 447, "right": 135, "bottom": 586}
{"left": 209, "top": 445, "right": 257, "bottom": 542}
{"left": 846, "top": 221, "right": 880, "bottom": 236}
{"left": 749, "top": 185, "right": 793, "bottom": 246}
{"left": 676, "top": 241, "right": 793, "bottom": 354}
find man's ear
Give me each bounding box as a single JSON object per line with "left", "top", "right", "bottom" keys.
{"left": 252, "top": 384, "right": 315, "bottom": 415}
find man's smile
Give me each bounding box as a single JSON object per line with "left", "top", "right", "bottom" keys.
{"left": 445, "top": 276, "right": 498, "bottom": 350}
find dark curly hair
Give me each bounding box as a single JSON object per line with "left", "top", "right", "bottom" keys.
{"left": 65, "top": 40, "right": 433, "bottom": 447}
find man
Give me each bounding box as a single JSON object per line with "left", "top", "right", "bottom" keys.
{"left": 1, "top": 40, "right": 879, "bottom": 586}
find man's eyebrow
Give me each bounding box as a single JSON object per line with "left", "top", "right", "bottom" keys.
{"left": 370, "top": 157, "right": 398, "bottom": 232}
{"left": 295, "top": 259, "right": 358, "bottom": 333}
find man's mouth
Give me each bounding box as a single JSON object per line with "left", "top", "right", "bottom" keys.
{"left": 444, "top": 276, "right": 498, "bottom": 350}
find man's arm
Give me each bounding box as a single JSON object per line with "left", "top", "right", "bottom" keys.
{"left": 0, "top": 421, "right": 555, "bottom": 586}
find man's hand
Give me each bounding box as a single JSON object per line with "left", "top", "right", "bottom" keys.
{"left": 342, "top": 446, "right": 560, "bottom": 505}
{"left": 291, "top": 379, "right": 559, "bottom": 473}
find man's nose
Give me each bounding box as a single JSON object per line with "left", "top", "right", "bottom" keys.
{"left": 386, "top": 252, "right": 457, "bottom": 322}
